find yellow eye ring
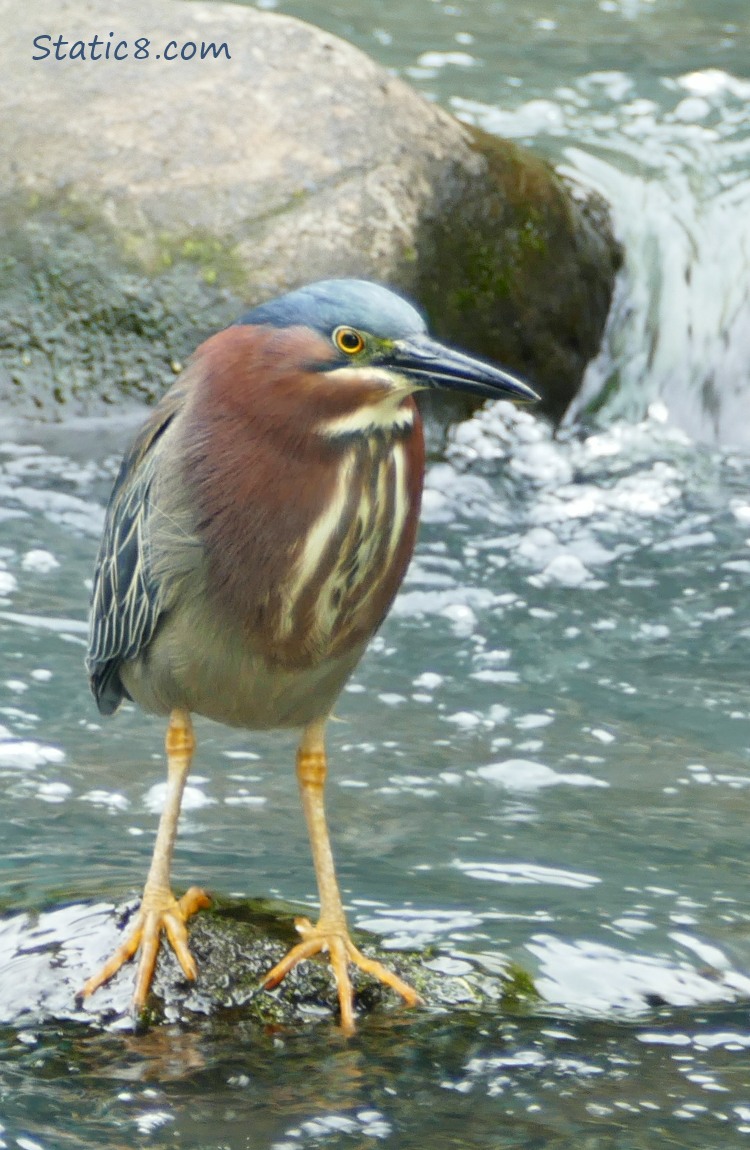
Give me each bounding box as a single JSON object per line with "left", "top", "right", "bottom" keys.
{"left": 333, "top": 326, "right": 365, "bottom": 356}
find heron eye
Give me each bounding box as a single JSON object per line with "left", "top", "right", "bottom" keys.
{"left": 333, "top": 327, "right": 365, "bottom": 355}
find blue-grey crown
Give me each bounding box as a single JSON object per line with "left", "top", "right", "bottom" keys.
{"left": 236, "top": 278, "right": 428, "bottom": 342}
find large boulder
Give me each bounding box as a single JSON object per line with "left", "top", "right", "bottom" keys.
{"left": 0, "top": 0, "right": 620, "bottom": 420}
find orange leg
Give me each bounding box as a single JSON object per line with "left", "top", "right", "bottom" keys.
{"left": 78, "top": 708, "right": 210, "bottom": 1014}
{"left": 263, "top": 718, "right": 422, "bottom": 1033}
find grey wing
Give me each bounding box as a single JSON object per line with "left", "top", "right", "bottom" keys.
{"left": 86, "top": 385, "right": 186, "bottom": 715}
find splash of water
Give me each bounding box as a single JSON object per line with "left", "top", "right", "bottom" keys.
{"left": 454, "top": 68, "right": 750, "bottom": 445}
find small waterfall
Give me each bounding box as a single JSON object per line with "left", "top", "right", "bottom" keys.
{"left": 453, "top": 69, "right": 750, "bottom": 446}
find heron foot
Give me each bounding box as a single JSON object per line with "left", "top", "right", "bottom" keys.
{"left": 78, "top": 885, "right": 211, "bottom": 1015}
{"left": 262, "top": 915, "right": 423, "bottom": 1033}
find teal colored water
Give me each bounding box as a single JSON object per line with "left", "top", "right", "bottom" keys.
{"left": 3, "top": 1, "right": 750, "bottom": 1147}
{"left": 4, "top": 406, "right": 750, "bottom": 1146}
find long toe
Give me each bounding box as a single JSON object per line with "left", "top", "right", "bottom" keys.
{"left": 262, "top": 928, "right": 322, "bottom": 990}
{"left": 78, "top": 918, "right": 146, "bottom": 1001}
{"left": 344, "top": 938, "right": 423, "bottom": 1008}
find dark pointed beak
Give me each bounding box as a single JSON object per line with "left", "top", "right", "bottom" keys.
{"left": 387, "top": 334, "right": 540, "bottom": 403}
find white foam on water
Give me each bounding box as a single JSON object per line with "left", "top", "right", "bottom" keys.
{"left": 35, "top": 781, "right": 73, "bottom": 804}
{"left": 80, "top": 790, "right": 130, "bottom": 811}
{"left": 224, "top": 794, "right": 267, "bottom": 807}
{"left": 21, "top": 549, "right": 60, "bottom": 573}
{"left": 0, "top": 571, "right": 17, "bottom": 597}
{"left": 0, "top": 737, "right": 65, "bottom": 770}
{"left": 355, "top": 906, "right": 484, "bottom": 949}
{"left": 529, "top": 933, "right": 750, "bottom": 1014}
{"left": 143, "top": 782, "right": 216, "bottom": 813}
{"left": 476, "top": 758, "right": 608, "bottom": 791}
{"left": 454, "top": 859, "right": 601, "bottom": 889}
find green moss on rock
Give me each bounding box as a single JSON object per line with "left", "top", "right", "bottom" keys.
{"left": 142, "top": 895, "right": 539, "bottom": 1027}
{"left": 0, "top": 193, "right": 244, "bottom": 417}
{"left": 0, "top": 893, "right": 539, "bottom": 1030}
{"left": 415, "top": 125, "right": 622, "bottom": 422}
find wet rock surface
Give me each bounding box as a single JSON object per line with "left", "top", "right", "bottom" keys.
{"left": 0, "top": 896, "right": 536, "bottom": 1030}
{"left": 0, "top": 0, "right": 619, "bottom": 420}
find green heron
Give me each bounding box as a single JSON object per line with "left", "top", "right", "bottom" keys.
{"left": 79, "top": 278, "right": 538, "bottom": 1032}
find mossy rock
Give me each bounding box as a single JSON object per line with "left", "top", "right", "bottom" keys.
{"left": 0, "top": 195, "right": 243, "bottom": 416}
{"left": 415, "top": 128, "right": 622, "bottom": 422}
{"left": 0, "top": 895, "right": 538, "bottom": 1031}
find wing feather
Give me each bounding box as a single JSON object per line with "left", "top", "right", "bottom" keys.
{"left": 86, "top": 382, "right": 188, "bottom": 714}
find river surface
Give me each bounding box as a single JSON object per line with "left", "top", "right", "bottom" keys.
{"left": 3, "top": 1, "right": 750, "bottom": 1148}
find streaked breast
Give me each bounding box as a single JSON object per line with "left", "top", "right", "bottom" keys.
{"left": 276, "top": 431, "right": 417, "bottom": 662}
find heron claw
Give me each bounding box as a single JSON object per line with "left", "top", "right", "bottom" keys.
{"left": 78, "top": 886, "right": 211, "bottom": 1014}
{"left": 262, "top": 916, "right": 422, "bottom": 1033}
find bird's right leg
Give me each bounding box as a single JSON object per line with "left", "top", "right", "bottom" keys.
{"left": 78, "top": 708, "right": 210, "bottom": 1014}
{"left": 263, "top": 718, "right": 421, "bottom": 1032}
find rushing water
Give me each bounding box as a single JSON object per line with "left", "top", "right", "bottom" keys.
{"left": 256, "top": 0, "right": 750, "bottom": 447}
{"left": 3, "top": 1, "right": 750, "bottom": 1147}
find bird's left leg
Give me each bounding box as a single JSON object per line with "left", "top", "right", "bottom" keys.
{"left": 262, "top": 718, "right": 422, "bottom": 1032}
{"left": 79, "top": 708, "right": 210, "bottom": 1014}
